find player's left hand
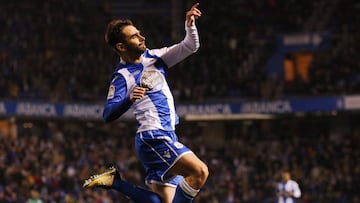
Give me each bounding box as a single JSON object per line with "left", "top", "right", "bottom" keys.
{"left": 186, "top": 3, "right": 202, "bottom": 27}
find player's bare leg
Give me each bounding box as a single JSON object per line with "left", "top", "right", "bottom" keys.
{"left": 149, "top": 153, "right": 208, "bottom": 203}
{"left": 150, "top": 183, "right": 176, "bottom": 203}
{"left": 151, "top": 153, "right": 208, "bottom": 203}
{"left": 169, "top": 152, "right": 209, "bottom": 189}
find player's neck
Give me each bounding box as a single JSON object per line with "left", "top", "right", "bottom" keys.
{"left": 120, "top": 53, "right": 143, "bottom": 64}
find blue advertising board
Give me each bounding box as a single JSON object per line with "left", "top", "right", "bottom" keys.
{"left": 0, "top": 95, "right": 357, "bottom": 120}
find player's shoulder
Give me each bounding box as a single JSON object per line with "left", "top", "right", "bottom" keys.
{"left": 109, "top": 64, "right": 129, "bottom": 83}
{"left": 288, "top": 179, "right": 299, "bottom": 185}
{"left": 146, "top": 47, "right": 169, "bottom": 59}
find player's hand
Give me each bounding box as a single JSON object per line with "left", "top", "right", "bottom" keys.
{"left": 285, "top": 191, "right": 293, "bottom": 197}
{"left": 130, "top": 86, "right": 148, "bottom": 102}
{"left": 186, "top": 3, "right": 202, "bottom": 27}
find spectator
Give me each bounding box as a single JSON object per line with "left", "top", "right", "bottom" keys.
{"left": 0, "top": 117, "right": 359, "bottom": 202}
{"left": 26, "top": 189, "right": 43, "bottom": 203}
{"left": 275, "top": 171, "right": 301, "bottom": 203}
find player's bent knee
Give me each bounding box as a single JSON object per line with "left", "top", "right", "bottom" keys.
{"left": 191, "top": 162, "right": 209, "bottom": 187}
{"left": 197, "top": 162, "right": 209, "bottom": 184}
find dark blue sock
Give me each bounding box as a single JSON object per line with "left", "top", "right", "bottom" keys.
{"left": 172, "top": 185, "right": 194, "bottom": 203}
{"left": 112, "top": 179, "right": 162, "bottom": 203}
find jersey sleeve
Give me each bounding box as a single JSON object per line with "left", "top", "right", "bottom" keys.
{"left": 103, "top": 74, "right": 133, "bottom": 122}
{"left": 292, "top": 181, "right": 301, "bottom": 198}
{"left": 149, "top": 21, "right": 200, "bottom": 68}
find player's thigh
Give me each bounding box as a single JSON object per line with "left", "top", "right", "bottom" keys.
{"left": 168, "top": 152, "right": 206, "bottom": 177}
{"left": 150, "top": 183, "right": 176, "bottom": 203}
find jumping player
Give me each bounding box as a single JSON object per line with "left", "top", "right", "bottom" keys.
{"left": 83, "top": 3, "right": 208, "bottom": 203}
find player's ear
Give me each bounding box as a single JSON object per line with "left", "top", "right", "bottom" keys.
{"left": 116, "top": 43, "right": 126, "bottom": 52}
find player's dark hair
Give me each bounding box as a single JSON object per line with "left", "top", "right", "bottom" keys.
{"left": 105, "top": 19, "right": 134, "bottom": 52}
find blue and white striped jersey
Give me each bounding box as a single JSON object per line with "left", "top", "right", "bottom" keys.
{"left": 276, "top": 180, "right": 301, "bottom": 203}
{"left": 103, "top": 22, "right": 199, "bottom": 132}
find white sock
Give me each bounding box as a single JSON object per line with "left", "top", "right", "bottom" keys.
{"left": 179, "top": 179, "right": 200, "bottom": 197}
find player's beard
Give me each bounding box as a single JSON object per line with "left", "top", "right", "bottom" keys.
{"left": 125, "top": 42, "right": 146, "bottom": 56}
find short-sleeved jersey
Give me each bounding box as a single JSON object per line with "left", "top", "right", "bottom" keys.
{"left": 103, "top": 22, "right": 199, "bottom": 132}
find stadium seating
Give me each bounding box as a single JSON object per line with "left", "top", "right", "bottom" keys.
{"left": 1, "top": 118, "right": 359, "bottom": 202}
{"left": 1, "top": 0, "right": 358, "bottom": 103}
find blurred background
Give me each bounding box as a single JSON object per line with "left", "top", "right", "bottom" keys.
{"left": 0, "top": 0, "right": 359, "bottom": 202}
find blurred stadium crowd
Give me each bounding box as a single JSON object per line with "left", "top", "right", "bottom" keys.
{"left": 0, "top": 118, "right": 359, "bottom": 202}
{"left": 0, "top": 0, "right": 359, "bottom": 103}
{"left": 1, "top": 0, "right": 360, "bottom": 203}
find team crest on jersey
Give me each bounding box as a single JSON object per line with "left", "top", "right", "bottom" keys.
{"left": 163, "top": 150, "right": 171, "bottom": 159}
{"left": 140, "top": 70, "right": 164, "bottom": 93}
{"left": 107, "top": 85, "right": 115, "bottom": 99}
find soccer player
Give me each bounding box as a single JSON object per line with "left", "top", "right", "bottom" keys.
{"left": 83, "top": 3, "right": 208, "bottom": 203}
{"left": 276, "top": 171, "right": 301, "bottom": 203}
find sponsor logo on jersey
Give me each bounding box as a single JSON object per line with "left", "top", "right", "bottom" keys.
{"left": 140, "top": 70, "right": 164, "bottom": 92}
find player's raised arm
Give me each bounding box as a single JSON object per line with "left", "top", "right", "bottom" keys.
{"left": 156, "top": 3, "right": 202, "bottom": 68}
{"left": 186, "top": 3, "right": 202, "bottom": 27}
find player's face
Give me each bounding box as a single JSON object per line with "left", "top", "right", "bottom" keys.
{"left": 122, "top": 25, "right": 146, "bottom": 54}
{"left": 282, "top": 172, "right": 290, "bottom": 181}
